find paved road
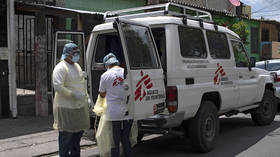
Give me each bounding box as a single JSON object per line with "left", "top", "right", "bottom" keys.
{"left": 2, "top": 114, "right": 279, "bottom": 157}
{"left": 131, "top": 115, "right": 280, "bottom": 157}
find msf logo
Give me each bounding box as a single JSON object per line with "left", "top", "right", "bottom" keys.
{"left": 214, "top": 63, "right": 226, "bottom": 85}
{"left": 134, "top": 71, "right": 153, "bottom": 101}
{"left": 113, "top": 76, "right": 123, "bottom": 87}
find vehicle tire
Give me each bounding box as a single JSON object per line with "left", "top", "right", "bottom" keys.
{"left": 188, "top": 101, "right": 219, "bottom": 153}
{"left": 251, "top": 89, "right": 277, "bottom": 126}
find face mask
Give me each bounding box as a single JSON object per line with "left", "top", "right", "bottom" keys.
{"left": 72, "top": 55, "right": 80, "bottom": 63}
{"left": 61, "top": 54, "right": 67, "bottom": 60}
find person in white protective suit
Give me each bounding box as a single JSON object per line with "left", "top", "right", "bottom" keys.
{"left": 52, "top": 43, "right": 90, "bottom": 157}
{"left": 99, "top": 53, "right": 133, "bottom": 157}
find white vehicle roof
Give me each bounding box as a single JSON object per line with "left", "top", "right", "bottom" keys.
{"left": 93, "top": 16, "right": 240, "bottom": 39}
{"left": 256, "top": 59, "right": 280, "bottom": 64}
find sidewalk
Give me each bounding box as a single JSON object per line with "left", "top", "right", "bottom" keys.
{"left": 0, "top": 116, "right": 98, "bottom": 157}
{"left": 237, "top": 115, "right": 280, "bottom": 157}
{"left": 1, "top": 115, "right": 280, "bottom": 157}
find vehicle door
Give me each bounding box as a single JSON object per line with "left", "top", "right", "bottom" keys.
{"left": 115, "top": 19, "right": 166, "bottom": 120}
{"left": 231, "top": 39, "right": 258, "bottom": 106}
{"left": 206, "top": 31, "right": 239, "bottom": 111}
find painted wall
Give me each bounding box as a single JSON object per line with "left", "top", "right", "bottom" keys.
{"left": 65, "top": 0, "right": 146, "bottom": 12}
{"left": 162, "top": 0, "right": 236, "bottom": 15}
{"left": 213, "top": 15, "right": 261, "bottom": 61}
{"left": 272, "top": 42, "right": 280, "bottom": 59}
{"left": 241, "top": 18, "right": 260, "bottom": 61}
{"left": 261, "top": 22, "right": 280, "bottom": 42}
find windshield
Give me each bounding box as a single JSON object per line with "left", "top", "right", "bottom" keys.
{"left": 256, "top": 62, "right": 280, "bottom": 71}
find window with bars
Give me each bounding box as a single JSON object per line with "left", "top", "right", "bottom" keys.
{"left": 0, "top": 0, "right": 7, "bottom": 47}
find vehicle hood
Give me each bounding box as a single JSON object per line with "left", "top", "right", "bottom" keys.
{"left": 253, "top": 67, "right": 271, "bottom": 75}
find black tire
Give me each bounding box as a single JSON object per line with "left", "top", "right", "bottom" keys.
{"left": 251, "top": 89, "right": 277, "bottom": 126}
{"left": 188, "top": 101, "right": 220, "bottom": 153}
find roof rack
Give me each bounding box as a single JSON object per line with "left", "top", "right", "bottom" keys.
{"left": 104, "top": 2, "right": 213, "bottom": 23}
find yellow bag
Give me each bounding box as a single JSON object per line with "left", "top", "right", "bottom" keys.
{"left": 93, "top": 95, "right": 107, "bottom": 116}
{"left": 130, "top": 121, "right": 138, "bottom": 147}
{"left": 96, "top": 115, "right": 114, "bottom": 156}
{"left": 93, "top": 94, "right": 138, "bottom": 156}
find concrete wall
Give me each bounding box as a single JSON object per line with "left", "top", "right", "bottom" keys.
{"left": 207, "top": 0, "right": 236, "bottom": 15}
{"left": 161, "top": 0, "right": 236, "bottom": 15}
{"left": 55, "top": 0, "right": 65, "bottom": 7}
{"left": 65, "top": 0, "right": 146, "bottom": 12}
{"left": 243, "top": 19, "right": 261, "bottom": 61}
{"left": 272, "top": 42, "right": 280, "bottom": 59}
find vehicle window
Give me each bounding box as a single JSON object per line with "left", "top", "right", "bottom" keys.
{"left": 121, "top": 23, "right": 159, "bottom": 69}
{"left": 93, "top": 33, "right": 126, "bottom": 67}
{"left": 152, "top": 27, "right": 166, "bottom": 69}
{"left": 256, "top": 62, "right": 280, "bottom": 71}
{"left": 178, "top": 26, "right": 207, "bottom": 58}
{"left": 206, "top": 31, "right": 230, "bottom": 59}
{"left": 231, "top": 40, "right": 249, "bottom": 67}
{"left": 256, "top": 63, "right": 265, "bottom": 69}
{"left": 266, "top": 62, "right": 280, "bottom": 71}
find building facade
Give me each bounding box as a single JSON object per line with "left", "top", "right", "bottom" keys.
{"left": 260, "top": 21, "right": 280, "bottom": 60}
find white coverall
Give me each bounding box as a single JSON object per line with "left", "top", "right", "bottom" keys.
{"left": 52, "top": 60, "right": 90, "bottom": 132}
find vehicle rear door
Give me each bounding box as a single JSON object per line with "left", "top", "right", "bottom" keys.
{"left": 115, "top": 18, "right": 166, "bottom": 120}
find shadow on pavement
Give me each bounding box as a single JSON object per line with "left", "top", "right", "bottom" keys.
{"left": 133, "top": 116, "right": 280, "bottom": 157}
{"left": 0, "top": 115, "right": 53, "bottom": 139}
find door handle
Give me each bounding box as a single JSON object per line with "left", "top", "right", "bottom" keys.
{"left": 126, "top": 95, "right": 130, "bottom": 104}
{"left": 124, "top": 84, "right": 129, "bottom": 90}
{"left": 239, "top": 75, "right": 243, "bottom": 79}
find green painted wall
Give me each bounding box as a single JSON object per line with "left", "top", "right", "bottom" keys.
{"left": 65, "top": 0, "right": 146, "bottom": 12}
{"left": 241, "top": 19, "right": 260, "bottom": 61}
{"left": 213, "top": 15, "right": 261, "bottom": 61}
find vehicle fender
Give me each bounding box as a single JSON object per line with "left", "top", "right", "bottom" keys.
{"left": 257, "top": 74, "right": 274, "bottom": 102}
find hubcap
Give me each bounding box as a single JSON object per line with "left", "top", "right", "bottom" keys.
{"left": 204, "top": 115, "right": 215, "bottom": 140}
{"left": 263, "top": 101, "right": 272, "bottom": 117}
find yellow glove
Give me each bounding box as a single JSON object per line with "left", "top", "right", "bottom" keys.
{"left": 93, "top": 95, "right": 107, "bottom": 116}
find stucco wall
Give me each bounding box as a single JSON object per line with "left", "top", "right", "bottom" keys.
{"left": 55, "top": 0, "right": 65, "bottom": 7}
{"left": 65, "top": 0, "right": 146, "bottom": 12}
{"left": 242, "top": 19, "right": 260, "bottom": 61}
{"left": 162, "top": 0, "right": 236, "bottom": 15}
{"left": 272, "top": 42, "right": 280, "bottom": 59}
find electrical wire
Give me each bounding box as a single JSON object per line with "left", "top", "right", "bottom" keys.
{"left": 252, "top": 13, "right": 280, "bottom": 17}
{"left": 252, "top": 9, "right": 280, "bottom": 14}
{"left": 251, "top": 0, "right": 280, "bottom": 14}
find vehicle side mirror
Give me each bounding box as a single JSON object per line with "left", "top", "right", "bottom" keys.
{"left": 250, "top": 57, "right": 256, "bottom": 68}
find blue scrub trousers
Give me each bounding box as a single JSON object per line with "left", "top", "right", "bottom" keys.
{"left": 111, "top": 120, "right": 133, "bottom": 157}
{"left": 58, "top": 130, "right": 84, "bottom": 157}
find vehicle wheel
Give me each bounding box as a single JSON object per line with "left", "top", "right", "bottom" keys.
{"left": 188, "top": 101, "right": 219, "bottom": 153}
{"left": 251, "top": 89, "right": 277, "bottom": 126}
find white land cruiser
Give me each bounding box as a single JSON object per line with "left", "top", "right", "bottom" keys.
{"left": 54, "top": 3, "right": 277, "bottom": 153}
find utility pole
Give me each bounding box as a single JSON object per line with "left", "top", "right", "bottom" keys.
{"left": 7, "top": 0, "right": 17, "bottom": 118}
{"left": 35, "top": 0, "right": 48, "bottom": 116}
